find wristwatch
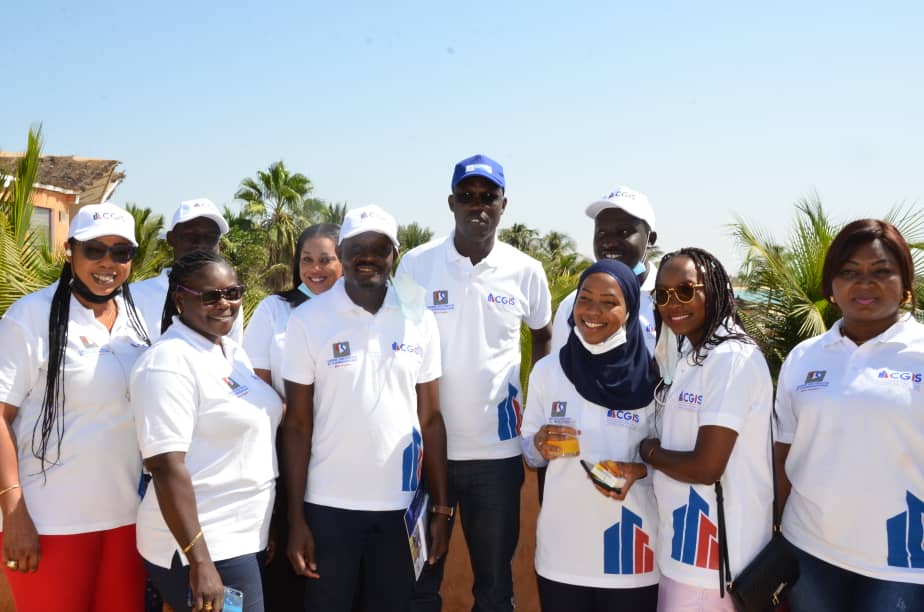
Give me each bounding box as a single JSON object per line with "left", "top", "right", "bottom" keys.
{"left": 430, "top": 504, "right": 454, "bottom": 518}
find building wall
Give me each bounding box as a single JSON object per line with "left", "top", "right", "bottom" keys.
{"left": 31, "top": 188, "right": 77, "bottom": 251}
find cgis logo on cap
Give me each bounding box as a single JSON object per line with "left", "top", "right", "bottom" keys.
{"left": 465, "top": 163, "right": 494, "bottom": 175}
{"left": 606, "top": 189, "right": 636, "bottom": 200}
{"left": 92, "top": 211, "right": 129, "bottom": 222}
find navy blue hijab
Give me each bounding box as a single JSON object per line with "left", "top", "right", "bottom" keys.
{"left": 559, "top": 260, "right": 658, "bottom": 410}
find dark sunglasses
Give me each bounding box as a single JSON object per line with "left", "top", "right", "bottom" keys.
{"left": 454, "top": 191, "right": 500, "bottom": 205}
{"left": 78, "top": 240, "right": 137, "bottom": 263}
{"left": 177, "top": 284, "right": 246, "bottom": 305}
{"left": 652, "top": 282, "right": 705, "bottom": 307}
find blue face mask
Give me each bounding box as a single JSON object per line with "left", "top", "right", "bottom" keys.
{"left": 298, "top": 283, "right": 318, "bottom": 298}
{"left": 633, "top": 260, "right": 646, "bottom": 276}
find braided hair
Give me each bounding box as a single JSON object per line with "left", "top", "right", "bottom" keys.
{"left": 161, "top": 250, "right": 231, "bottom": 334}
{"left": 277, "top": 223, "right": 341, "bottom": 307}
{"left": 654, "top": 247, "right": 752, "bottom": 366}
{"left": 34, "top": 241, "right": 150, "bottom": 476}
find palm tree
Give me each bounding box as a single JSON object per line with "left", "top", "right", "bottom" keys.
{"left": 498, "top": 223, "right": 540, "bottom": 254}
{"left": 731, "top": 196, "right": 924, "bottom": 376}
{"left": 397, "top": 222, "right": 434, "bottom": 255}
{"left": 235, "top": 161, "right": 312, "bottom": 290}
{"left": 125, "top": 203, "right": 170, "bottom": 281}
{"left": 0, "top": 126, "right": 60, "bottom": 316}
{"left": 320, "top": 202, "right": 348, "bottom": 226}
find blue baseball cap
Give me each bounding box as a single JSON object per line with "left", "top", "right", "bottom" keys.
{"left": 451, "top": 154, "right": 505, "bottom": 191}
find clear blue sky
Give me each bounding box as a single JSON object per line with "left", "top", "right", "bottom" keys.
{"left": 4, "top": 1, "right": 923, "bottom": 271}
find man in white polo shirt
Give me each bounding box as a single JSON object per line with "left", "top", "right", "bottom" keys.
{"left": 282, "top": 205, "right": 450, "bottom": 612}
{"left": 550, "top": 185, "right": 659, "bottom": 354}
{"left": 131, "top": 198, "right": 242, "bottom": 342}
{"left": 398, "top": 154, "right": 553, "bottom": 612}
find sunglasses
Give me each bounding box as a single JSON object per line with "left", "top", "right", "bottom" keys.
{"left": 652, "top": 282, "right": 705, "bottom": 307}
{"left": 454, "top": 191, "right": 501, "bottom": 205}
{"left": 177, "top": 284, "right": 246, "bottom": 305}
{"left": 78, "top": 240, "right": 137, "bottom": 263}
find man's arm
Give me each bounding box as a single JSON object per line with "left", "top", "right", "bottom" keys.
{"left": 417, "top": 379, "right": 450, "bottom": 564}
{"left": 529, "top": 324, "right": 552, "bottom": 369}
{"left": 281, "top": 380, "right": 319, "bottom": 578}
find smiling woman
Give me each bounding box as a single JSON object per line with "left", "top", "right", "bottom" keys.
{"left": 0, "top": 203, "right": 151, "bottom": 612}
{"left": 132, "top": 251, "right": 283, "bottom": 612}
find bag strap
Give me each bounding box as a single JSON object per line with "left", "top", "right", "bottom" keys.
{"left": 714, "top": 410, "right": 780, "bottom": 596}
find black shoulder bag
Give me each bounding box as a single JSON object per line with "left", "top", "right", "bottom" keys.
{"left": 715, "top": 416, "right": 800, "bottom": 612}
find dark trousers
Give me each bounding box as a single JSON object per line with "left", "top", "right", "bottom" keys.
{"left": 786, "top": 540, "right": 924, "bottom": 612}
{"left": 412, "top": 456, "right": 525, "bottom": 612}
{"left": 537, "top": 575, "right": 658, "bottom": 612}
{"left": 303, "top": 503, "right": 415, "bottom": 612}
{"left": 145, "top": 551, "right": 264, "bottom": 612}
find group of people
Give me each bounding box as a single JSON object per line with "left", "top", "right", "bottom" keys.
{"left": 0, "top": 153, "right": 920, "bottom": 612}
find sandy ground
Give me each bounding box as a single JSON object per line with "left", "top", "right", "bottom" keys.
{"left": 0, "top": 465, "right": 542, "bottom": 612}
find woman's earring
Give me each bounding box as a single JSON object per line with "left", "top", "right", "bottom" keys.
{"left": 903, "top": 290, "right": 913, "bottom": 304}
{"left": 828, "top": 295, "right": 836, "bottom": 304}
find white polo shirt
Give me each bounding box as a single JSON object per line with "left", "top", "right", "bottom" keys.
{"left": 776, "top": 315, "right": 924, "bottom": 584}
{"left": 397, "top": 235, "right": 552, "bottom": 460}
{"left": 283, "top": 279, "right": 441, "bottom": 511}
{"left": 652, "top": 324, "right": 773, "bottom": 589}
{"left": 243, "top": 294, "right": 295, "bottom": 397}
{"left": 131, "top": 269, "right": 244, "bottom": 343}
{"left": 551, "top": 263, "right": 657, "bottom": 354}
{"left": 520, "top": 355, "right": 660, "bottom": 588}
{"left": 0, "top": 284, "right": 147, "bottom": 535}
{"left": 131, "top": 319, "right": 283, "bottom": 568}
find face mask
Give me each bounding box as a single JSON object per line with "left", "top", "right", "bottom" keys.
{"left": 575, "top": 324, "right": 627, "bottom": 355}
{"left": 297, "top": 283, "right": 317, "bottom": 299}
{"left": 654, "top": 326, "right": 680, "bottom": 384}
{"left": 633, "top": 260, "right": 647, "bottom": 276}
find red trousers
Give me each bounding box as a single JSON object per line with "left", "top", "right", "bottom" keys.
{"left": 2, "top": 524, "right": 145, "bottom": 612}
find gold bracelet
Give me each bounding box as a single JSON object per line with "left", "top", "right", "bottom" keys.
{"left": 181, "top": 530, "right": 203, "bottom": 554}
{"left": 0, "top": 484, "right": 21, "bottom": 498}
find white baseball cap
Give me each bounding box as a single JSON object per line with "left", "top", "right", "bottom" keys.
{"left": 68, "top": 202, "right": 137, "bottom": 246}
{"left": 585, "top": 186, "right": 656, "bottom": 232}
{"left": 168, "top": 198, "right": 230, "bottom": 235}
{"left": 339, "top": 205, "right": 400, "bottom": 250}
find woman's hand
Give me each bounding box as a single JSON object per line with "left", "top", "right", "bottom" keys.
{"left": 287, "top": 517, "right": 320, "bottom": 579}
{"left": 2, "top": 494, "right": 40, "bottom": 573}
{"left": 533, "top": 424, "right": 579, "bottom": 461}
{"left": 590, "top": 461, "right": 648, "bottom": 502}
{"left": 188, "top": 558, "right": 224, "bottom": 611}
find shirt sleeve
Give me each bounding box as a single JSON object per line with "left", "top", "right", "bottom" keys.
{"left": 520, "top": 359, "right": 550, "bottom": 467}
{"left": 416, "top": 310, "right": 442, "bottom": 384}
{"left": 774, "top": 354, "right": 797, "bottom": 444}
{"left": 283, "top": 312, "right": 316, "bottom": 386}
{"left": 697, "top": 345, "right": 773, "bottom": 433}
{"left": 0, "top": 317, "right": 39, "bottom": 406}
{"left": 131, "top": 364, "right": 198, "bottom": 458}
{"left": 242, "top": 297, "right": 274, "bottom": 370}
{"left": 525, "top": 262, "right": 553, "bottom": 330}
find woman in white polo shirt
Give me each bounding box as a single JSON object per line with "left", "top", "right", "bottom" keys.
{"left": 131, "top": 252, "right": 283, "bottom": 612}
{"left": 639, "top": 247, "right": 773, "bottom": 611}
{"left": 0, "top": 203, "right": 150, "bottom": 611}
{"left": 242, "top": 223, "right": 341, "bottom": 610}
{"left": 521, "top": 259, "right": 661, "bottom": 611}
{"left": 775, "top": 220, "right": 924, "bottom": 611}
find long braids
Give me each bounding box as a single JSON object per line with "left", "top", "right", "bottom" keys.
{"left": 34, "top": 248, "right": 151, "bottom": 477}
{"left": 161, "top": 251, "right": 229, "bottom": 334}
{"left": 655, "top": 247, "right": 752, "bottom": 366}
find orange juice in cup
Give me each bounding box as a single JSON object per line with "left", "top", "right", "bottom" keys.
{"left": 549, "top": 417, "right": 580, "bottom": 457}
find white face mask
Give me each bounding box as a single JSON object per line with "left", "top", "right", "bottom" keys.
{"left": 574, "top": 323, "right": 628, "bottom": 355}
{"left": 654, "top": 326, "right": 680, "bottom": 384}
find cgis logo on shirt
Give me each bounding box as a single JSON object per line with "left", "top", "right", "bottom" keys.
{"left": 797, "top": 369, "right": 830, "bottom": 392}
{"left": 327, "top": 341, "right": 357, "bottom": 368}
{"left": 605, "top": 409, "right": 641, "bottom": 427}
{"left": 391, "top": 341, "right": 423, "bottom": 356}
{"left": 428, "top": 289, "right": 455, "bottom": 313}
{"left": 877, "top": 369, "right": 923, "bottom": 385}
{"left": 676, "top": 390, "right": 703, "bottom": 408}
{"left": 487, "top": 292, "right": 517, "bottom": 307}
